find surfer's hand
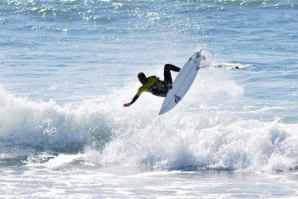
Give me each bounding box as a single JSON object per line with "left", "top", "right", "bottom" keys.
{"left": 123, "top": 103, "right": 131, "bottom": 107}
{"left": 168, "top": 84, "right": 173, "bottom": 89}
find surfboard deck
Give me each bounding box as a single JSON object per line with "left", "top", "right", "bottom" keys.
{"left": 159, "top": 51, "right": 202, "bottom": 115}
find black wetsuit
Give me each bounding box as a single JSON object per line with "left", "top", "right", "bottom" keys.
{"left": 130, "top": 64, "right": 180, "bottom": 104}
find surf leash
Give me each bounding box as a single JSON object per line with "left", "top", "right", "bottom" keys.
{"left": 200, "top": 49, "right": 214, "bottom": 61}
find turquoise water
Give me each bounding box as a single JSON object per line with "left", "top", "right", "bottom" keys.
{"left": 0, "top": 0, "right": 298, "bottom": 198}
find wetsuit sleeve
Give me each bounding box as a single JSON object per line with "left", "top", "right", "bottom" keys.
{"left": 130, "top": 95, "right": 139, "bottom": 105}
{"left": 130, "top": 87, "right": 143, "bottom": 105}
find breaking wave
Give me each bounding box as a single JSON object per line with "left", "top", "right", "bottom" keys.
{"left": 1, "top": 66, "right": 297, "bottom": 172}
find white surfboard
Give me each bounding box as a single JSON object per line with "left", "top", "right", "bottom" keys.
{"left": 159, "top": 51, "right": 202, "bottom": 115}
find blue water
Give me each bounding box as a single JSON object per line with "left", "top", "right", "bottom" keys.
{"left": 1, "top": 0, "right": 298, "bottom": 198}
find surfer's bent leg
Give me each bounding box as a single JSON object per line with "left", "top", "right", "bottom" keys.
{"left": 164, "top": 64, "right": 180, "bottom": 84}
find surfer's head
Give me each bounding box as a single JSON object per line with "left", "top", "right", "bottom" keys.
{"left": 138, "top": 72, "right": 147, "bottom": 85}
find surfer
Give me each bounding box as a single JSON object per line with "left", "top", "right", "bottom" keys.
{"left": 123, "top": 64, "right": 180, "bottom": 107}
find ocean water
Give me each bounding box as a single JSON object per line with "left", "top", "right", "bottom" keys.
{"left": 0, "top": 0, "right": 298, "bottom": 198}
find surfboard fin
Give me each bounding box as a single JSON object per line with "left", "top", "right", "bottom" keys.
{"left": 174, "top": 95, "right": 181, "bottom": 104}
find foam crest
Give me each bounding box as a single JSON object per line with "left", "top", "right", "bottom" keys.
{"left": 0, "top": 86, "right": 114, "bottom": 154}
{"left": 99, "top": 117, "right": 298, "bottom": 171}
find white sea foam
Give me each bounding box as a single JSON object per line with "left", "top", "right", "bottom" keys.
{"left": 1, "top": 65, "right": 297, "bottom": 172}
{"left": 1, "top": 0, "right": 298, "bottom": 197}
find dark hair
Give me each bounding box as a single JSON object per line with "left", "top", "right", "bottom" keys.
{"left": 138, "top": 72, "right": 146, "bottom": 78}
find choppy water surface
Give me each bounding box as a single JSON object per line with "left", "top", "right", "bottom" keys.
{"left": 0, "top": 0, "right": 298, "bottom": 198}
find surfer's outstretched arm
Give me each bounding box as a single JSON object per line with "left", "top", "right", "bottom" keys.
{"left": 123, "top": 95, "right": 139, "bottom": 107}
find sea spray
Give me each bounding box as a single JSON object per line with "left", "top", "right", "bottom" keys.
{"left": 0, "top": 86, "right": 114, "bottom": 155}
{"left": 2, "top": 65, "right": 298, "bottom": 172}
{"left": 99, "top": 117, "right": 298, "bottom": 171}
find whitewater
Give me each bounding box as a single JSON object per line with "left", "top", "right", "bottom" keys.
{"left": 1, "top": 0, "right": 298, "bottom": 198}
